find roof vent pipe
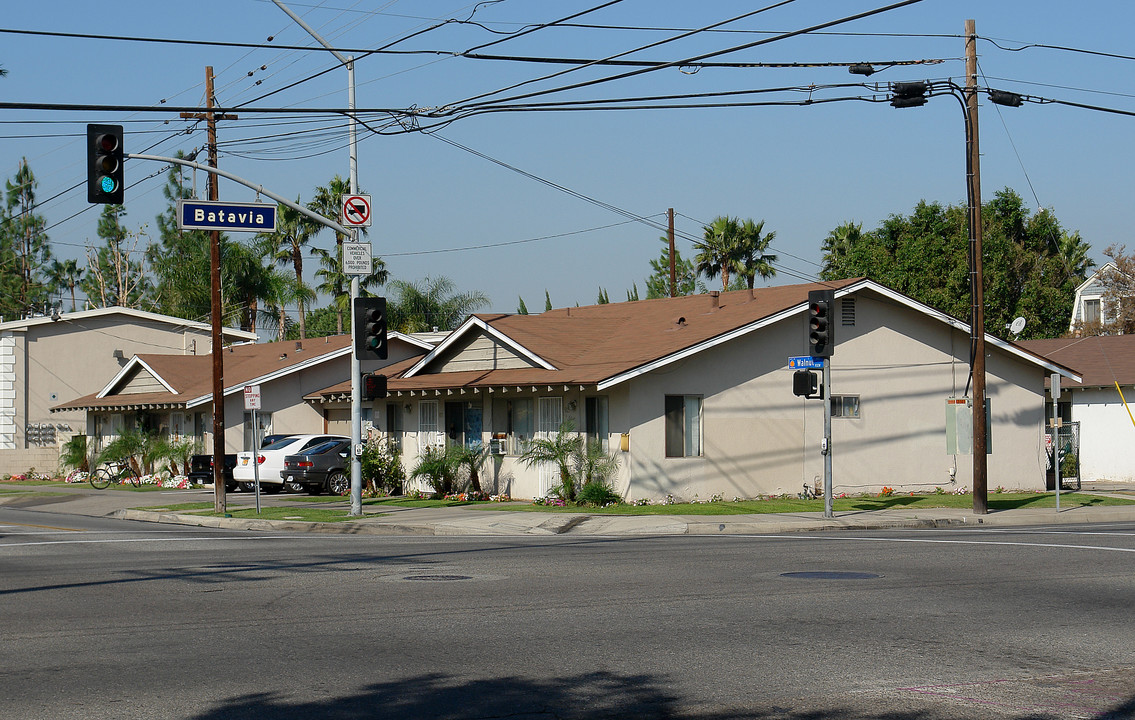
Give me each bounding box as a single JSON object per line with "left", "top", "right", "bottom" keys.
{"left": 710, "top": 291, "right": 720, "bottom": 309}
{"left": 295, "top": 341, "right": 302, "bottom": 352}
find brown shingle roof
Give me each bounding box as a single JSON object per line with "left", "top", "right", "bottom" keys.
{"left": 52, "top": 335, "right": 353, "bottom": 411}
{"left": 1017, "top": 335, "right": 1135, "bottom": 388}
{"left": 379, "top": 281, "right": 862, "bottom": 393}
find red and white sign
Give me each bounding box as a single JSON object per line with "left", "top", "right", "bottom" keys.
{"left": 342, "top": 194, "right": 372, "bottom": 227}
{"left": 243, "top": 384, "right": 262, "bottom": 411}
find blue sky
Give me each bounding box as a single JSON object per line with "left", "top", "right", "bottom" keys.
{"left": 3, "top": 0, "right": 1133, "bottom": 324}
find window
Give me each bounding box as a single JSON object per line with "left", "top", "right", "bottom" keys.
{"left": 386, "top": 403, "right": 403, "bottom": 450}
{"left": 1084, "top": 298, "right": 1101, "bottom": 324}
{"left": 585, "top": 396, "right": 609, "bottom": 451}
{"left": 243, "top": 411, "right": 272, "bottom": 451}
{"left": 491, "top": 398, "right": 534, "bottom": 455}
{"left": 664, "top": 395, "right": 702, "bottom": 458}
{"left": 418, "top": 400, "right": 440, "bottom": 452}
{"left": 832, "top": 395, "right": 860, "bottom": 418}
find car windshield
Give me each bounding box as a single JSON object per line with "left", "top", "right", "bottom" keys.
{"left": 305, "top": 440, "right": 346, "bottom": 455}
{"left": 262, "top": 437, "right": 304, "bottom": 452}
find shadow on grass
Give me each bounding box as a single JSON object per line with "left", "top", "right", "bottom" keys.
{"left": 186, "top": 670, "right": 1135, "bottom": 720}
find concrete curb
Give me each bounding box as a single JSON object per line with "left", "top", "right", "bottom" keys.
{"left": 112, "top": 504, "right": 1135, "bottom": 537}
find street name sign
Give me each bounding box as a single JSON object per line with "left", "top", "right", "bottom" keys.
{"left": 788, "top": 356, "right": 825, "bottom": 370}
{"left": 178, "top": 199, "right": 277, "bottom": 233}
{"left": 344, "top": 242, "right": 373, "bottom": 275}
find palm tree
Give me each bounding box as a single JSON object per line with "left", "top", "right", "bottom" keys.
{"left": 312, "top": 245, "right": 389, "bottom": 334}
{"left": 45, "top": 258, "right": 83, "bottom": 311}
{"left": 259, "top": 200, "right": 317, "bottom": 339}
{"left": 820, "top": 221, "right": 863, "bottom": 280}
{"left": 519, "top": 420, "right": 583, "bottom": 501}
{"left": 1056, "top": 230, "right": 1093, "bottom": 282}
{"left": 693, "top": 216, "right": 742, "bottom": 291}
{"left": 733, "top": 218, "right": 778, "bottom": 289}
{"left": 387, "top": 276, "right": 488, "bottom": 333}
{"left": 451, "top": 442, "right": 488, "bottom": 494}
{"left": 224, "top": 235, "right": 294, "bottom": 335}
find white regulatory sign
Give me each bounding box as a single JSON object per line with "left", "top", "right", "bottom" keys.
{"left": 342, "top": 194, "right": 372, "bottom": 227}
{"left": 344, "top": 242, "right": 373, "bottom": 276}
{"left": 243, "top": 384, "right": 261, "bottom": 411}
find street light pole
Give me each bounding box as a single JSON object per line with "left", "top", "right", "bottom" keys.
{"left": 272, "top": 1, "right": 365, "bottom": 516}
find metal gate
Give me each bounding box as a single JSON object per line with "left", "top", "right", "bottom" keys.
{"left": 1047, "top": 421, "right": 1080, "bottom": 490}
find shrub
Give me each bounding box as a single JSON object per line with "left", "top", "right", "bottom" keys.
{"left": 410, "top": 445, "right": 461, "bottom": 496}
{"left": 60, "top": 434, "right": 90, "bottom": 474}
{"left": 362, "top": 439, "right": 405, "bottom": 494}
{"left": 577, "top": 480, "right": 622, "bottom": 506}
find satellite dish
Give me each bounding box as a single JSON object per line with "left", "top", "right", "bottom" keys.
{"left": 1009, "top": 317, "right": 1026, "bottom": 336}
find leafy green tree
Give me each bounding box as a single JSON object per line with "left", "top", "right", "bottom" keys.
{"left": 517, "top": 296, "right": 529, "bottom": 315}
{"left": 645, "top": 236, "right": 699, "bottom": 299}
{"left": 387, "top": 276, "right": 488, "bottom": 332}
{"left": 694, "top": 216, "right": 742, "bottom": 291}
{"left": 626, "top": 283, "right": 640, "bottom": 302}
{"left": 820, "top": 189, "right": 1088, "bottom": 339}
{"left": 2, "top": 159, "right": 52, "bottom": 317}
{"left": 302, "top": 306, "right": 341, "bottom": 338}
{"left": 597, "top": 287, "right": 609, "bottom": 304}
{"left": 147, "top": 156, "right": 213, "bottom": 320}
{"left": 544, "top": 290, "right": 553, "bottom": 311}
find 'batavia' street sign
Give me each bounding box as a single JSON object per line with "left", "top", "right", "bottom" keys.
{"left": 177, "top": 199, "right": 277, "bottom": 233}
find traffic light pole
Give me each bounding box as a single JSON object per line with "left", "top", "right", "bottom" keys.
{"left": 823, "top": 359, "right": 833, "bottom": 518}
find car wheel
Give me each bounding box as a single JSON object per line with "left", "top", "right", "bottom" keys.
{"left": 283, "top": 476, "right": 304, "bottom": 494}
{"left": 237, "top": 482, "right": 256, "bottom": 493}
{"left": 326, "top": 471, "right": 349, "bottom": 496}
{"left": 225, "top": 481, "right": 238, "bottom": 493}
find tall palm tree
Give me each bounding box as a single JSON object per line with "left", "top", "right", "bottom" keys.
{"left": 312, "top": 245, "right": 389, "bottom": 334}
{"left": 693, "top": 216, "right": 742, "bottom": 291}
{"left": 1056, "top": 230, "right": 1093, "bottom": 282}
{"left": 733, "top": 218, "right": 778, "bottom": 289}
{"left": 820, "top": 221, "right": 862, "bottom": 280}
{"left": 387, "top": 276, "right": 489, "bottom": 333}
{"left": 259, "top": 199, "right": 317, "bottom": 339}
{"left": 224, "top": 235, "right": 293, "bottom": 335}
{"left": 45, "top": 258, "right": 83, "bottom": 311}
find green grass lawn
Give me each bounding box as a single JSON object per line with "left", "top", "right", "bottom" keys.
{"left": 131, "top": 490, "right": 1135, "bottom": 524}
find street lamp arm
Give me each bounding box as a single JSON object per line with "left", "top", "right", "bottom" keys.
{"left": 127, "top": 152, "right": 354, "bottom": 238}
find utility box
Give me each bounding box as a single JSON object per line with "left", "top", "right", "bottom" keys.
{"left": 946, "top": 397, "right": 992, "bottom": 455}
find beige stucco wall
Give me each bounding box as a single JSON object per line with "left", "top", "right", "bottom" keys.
{"left": 0, "top": 315, "right": 214, "bottom": 474}
{"left": 619, "top": 292, "right": 1048, "bottom": 501}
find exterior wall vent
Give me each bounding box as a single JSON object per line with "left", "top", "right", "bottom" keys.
{"left": 841, "top": 297, "right": 856, "bottom": 326}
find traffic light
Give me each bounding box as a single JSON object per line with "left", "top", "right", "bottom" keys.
{"left": 362, "top": 373, "right": 387, "bottom": 400}
{"left": 793, "top": 370, "right": 820, "bottom": 398}
{"left": 353, "top": 296, "right": 387, "bottom": 359}
{"left": 86, "top": 124, "right": 124, "bottom": 204}
{"left": 807, "top": 289, "right": 835, "bottom": 358}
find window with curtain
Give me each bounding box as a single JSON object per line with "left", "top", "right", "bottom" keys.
{"left": 585, "top": 396, "right": 609, "bottom": 452}
{"left": 491, "top": 397, "right": 534, "bottom": 455}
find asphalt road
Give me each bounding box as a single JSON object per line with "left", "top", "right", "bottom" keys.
{"left": 2, "top": 507, "right": 1133, "bottom": 720}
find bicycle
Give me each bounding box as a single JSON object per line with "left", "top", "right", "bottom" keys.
{"left": 90, "top": 461, "right": 141, "bottom": 490}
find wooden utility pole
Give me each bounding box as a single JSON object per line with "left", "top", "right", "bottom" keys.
{"left": 667, "top": 208, "right": 676, "bottom": 297}
{"left": 965, "top": 20, "right": 988, "bottom": 514}
{"left": 181, "top": 67, "right": 237, "bottom": 514}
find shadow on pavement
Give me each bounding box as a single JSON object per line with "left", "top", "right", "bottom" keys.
{"left": 185, "top": 670, "right": 1135, "bottom": 720}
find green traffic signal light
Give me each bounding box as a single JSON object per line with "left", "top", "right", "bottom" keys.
{"left": 87, "top": 124, "right": 124, "bottom": 204}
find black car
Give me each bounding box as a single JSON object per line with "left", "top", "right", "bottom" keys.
{"left": 281, "top": 440, "right": 352, "bottom": 495}
{"left": 188, "top": 453, "right": 238, "bottom": 492}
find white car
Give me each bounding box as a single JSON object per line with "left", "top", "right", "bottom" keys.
{"left": 233, "top": 434, "right": 349, "bottom": 492}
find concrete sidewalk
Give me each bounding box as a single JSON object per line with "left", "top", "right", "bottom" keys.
{"left": 4, "top": 482, "right": 1135, "bottom": 536}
